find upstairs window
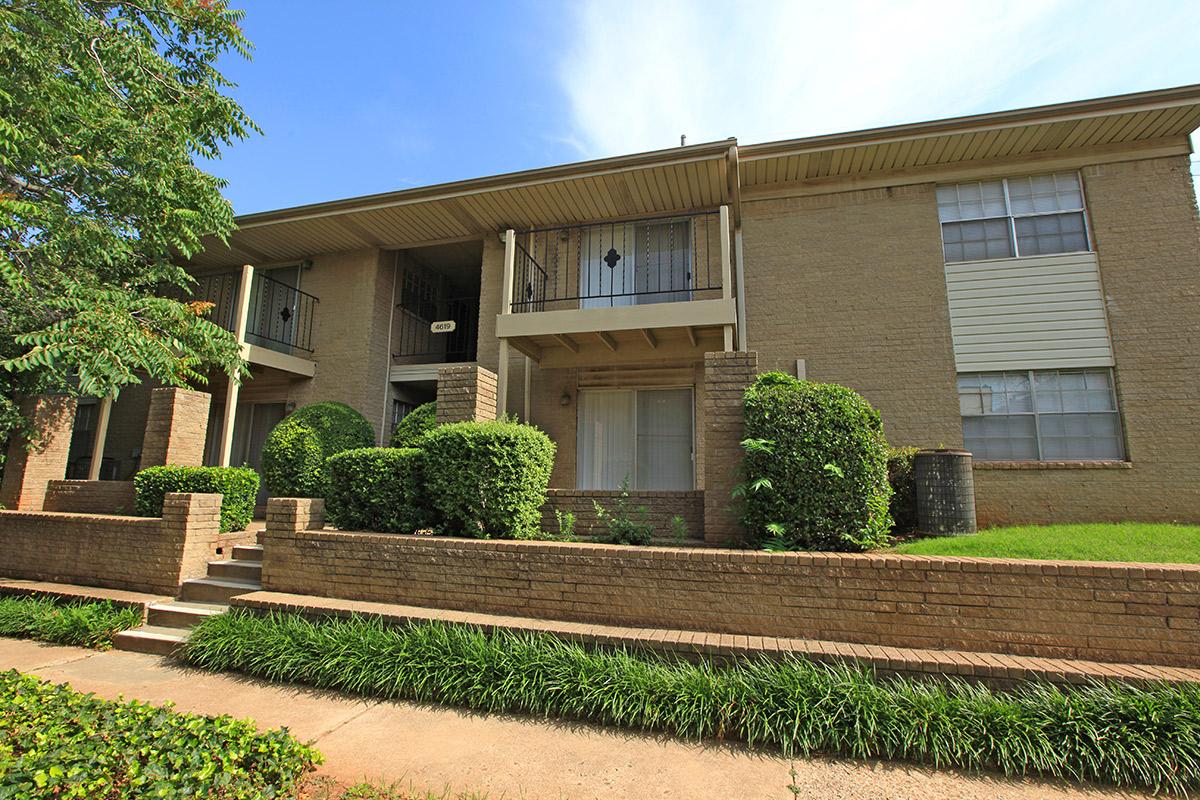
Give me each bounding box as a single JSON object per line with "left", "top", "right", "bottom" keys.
{"left": 937, "top": 172, "right": 1090, "bottom": 263}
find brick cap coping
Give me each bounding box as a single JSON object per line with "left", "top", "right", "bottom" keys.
{"left": 974, "top": 460, "right": 1133, "bottom": 470}
{"left": 0, "top": 509, "right": 160, "bottom": 524}
{"left": 0, "top": 579, "right": 168, "bottom": 611}
{"left": 272, "top": 528, "right": 1200, "bottom": 577}
{"left": 232, "top": 591, "right": 1200, "bottom": 687}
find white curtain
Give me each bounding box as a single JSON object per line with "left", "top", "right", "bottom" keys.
{"left": 636, "top": 389, "right": 693, "bottom": 490}
{"left": 576, "top": 390, "right": 635, "bottom": 489}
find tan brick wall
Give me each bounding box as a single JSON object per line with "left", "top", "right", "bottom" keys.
{"left": 260, "top": 523, "right": 1200, "bottom": 667}
{"left": 43, "top": 480, "right": 136, "bottom": 515}
{"left": 100, "top": 382, "right": 153, "bottom": 479}
{"left": 741, "top": 185, "right": 962, "bottom": 448}
{"left": 435, "top": 365, "right": 497, "bottom": 423}
{"left": 0, "top": 493, "right": 253, "bottom": 594}
{"left": 704, "top": 351, "right": 757, "bottom": 543}
{"left": 140, "top": 387, "right": 211, "bottom": 467}
{"left": 541, "top": 489, "right": 704, "bottom": 540}
{"left": 0, "top": 395, "right": 77, "bottom": 510}
{"left": 974, "top": 155, "right": 1200, "bottom": 524}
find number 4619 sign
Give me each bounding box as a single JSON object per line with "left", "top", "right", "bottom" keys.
{"left": 430, "top": 320, "right": 456, "bottom": 333}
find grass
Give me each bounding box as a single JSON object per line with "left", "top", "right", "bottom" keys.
{"left": 182, "top": 610, "right": 1200, "bottom": 795}
{"left": 0, "top": 669, "right": 321, "bottom": 799}
{"left": 300, "top": 777, "right": 490, "bottom": 799}
{"left": 888, "top": 522, "right": 1200, "bottom": 563}
{"left": 0, "top": 594, "right": 142, "bottom": 649}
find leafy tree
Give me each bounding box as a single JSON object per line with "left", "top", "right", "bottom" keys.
{"left": 0, "top": 0, "right": 257, "bottom": 440}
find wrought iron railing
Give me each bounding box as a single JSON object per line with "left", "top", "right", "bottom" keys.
{"left": 510, "top": 210, "right": 725, "bottom": 313}
{"left": 186, "top": 269, "right": 319, "bottom": 353}
{"left": 392, "top": 295, "right": 479, "bottom": 363}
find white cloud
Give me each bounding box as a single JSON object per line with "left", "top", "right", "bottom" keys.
{"left": 558, "top": 0, "right": 1200, "bottom": 156}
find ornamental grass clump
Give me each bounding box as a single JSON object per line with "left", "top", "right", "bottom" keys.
{"left": 740, "top": 372, "right": 892, "bottom": 551}
{"left": 183, "top": 610, "right": 1200, "bottom": 795}
{"left": 0, "top": 595, "right": 142, "bottom": 649}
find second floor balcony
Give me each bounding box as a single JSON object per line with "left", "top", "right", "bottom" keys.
{"left": 496, "top": 208, "right": 738, "bottom": 367}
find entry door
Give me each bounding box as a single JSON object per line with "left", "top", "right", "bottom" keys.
{"left": 231, "top": 402, "right": 288, "bottom": 503}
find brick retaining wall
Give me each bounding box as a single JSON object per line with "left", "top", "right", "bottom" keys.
{"left": 261, "top": 500, "right": 1199, "bottom": 668}
{"left": 0, "top": 493, "right": 255, "bottom": 595}
{"left": 540, "top": 489, "right": 704, "bottom": 540}
{"left": 42, "top": 480, "right": 136, "bottom": 515}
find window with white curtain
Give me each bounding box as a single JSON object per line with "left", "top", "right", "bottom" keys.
{"left": 577, "top": 388, "right": 694, "bottom": 490}
{"left": 958, "top": 368, "right": 1124, "bottom": 461}
{"left": 579, "top": 219, "right": 692, "bottom": 309}
{"left": 936, "top": 172, "right": 1090, "bottom": 263}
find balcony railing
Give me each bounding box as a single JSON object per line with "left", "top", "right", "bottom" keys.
{"left": 510, "top": 210, "right": 725, "bottom": 313}
{"left": 393, "top": 296, "right": 479, "bottom": 363}
{"left": 188, "top": 269, "right": 319, "bottom": 354}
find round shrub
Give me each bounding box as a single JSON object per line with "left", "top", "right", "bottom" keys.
{"left": 422, "top": 420, "right": 555, "bottom": 539}
{"left": 741, "top": 372, "right": 892, "bottom": 551}
{"left": 134, "top": 465, "right": 259, "bottom": 532}
{"left": 389, "top": 402, "right": 436, "bottom": 448}
{"left": 325, "top": 447, "right": 430, "bottom": 533}
{"left": 261, "top": 402, "right": 375, "bottom": 498}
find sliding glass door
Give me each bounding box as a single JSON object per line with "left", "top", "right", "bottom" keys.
{"left": 577, "top": 388, "right": 693, "bottom": 491}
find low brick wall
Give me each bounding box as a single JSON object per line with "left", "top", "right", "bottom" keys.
{"left": 42, "top": 480, "right": 136, "bottom": 515}
{"left": 261, "top": 499, "right": 1199, "bottom": 668}
{"left": 540, "top": 489, "right": 704, "bottom": 540}
{"left": 0, "top": 493, "right": 255, "bottom": 595}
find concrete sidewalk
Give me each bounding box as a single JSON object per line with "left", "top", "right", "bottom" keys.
{"left": 1, "top": 637, "right": 1147, "bottom": 800}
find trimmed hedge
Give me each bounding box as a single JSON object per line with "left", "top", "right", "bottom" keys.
{"left": 389, "top": 401, "right": 436, "bottom": 447}
{"left": 134, "top": 465, "right": 259, "bottom": 532}
{"left": 422, "top": 420, "right": 555, "bottom": 539}
{"left": 261, "top": 402, "right": 375, "bottom": 498}
{"left": 741, "top": 372, "right": 891, "bottom": 551}
{"left": 325, "top": 447, "right": 429, "bottom": 533}
{"left": 183, "top": 610, "right": 1200, "bottom": 795}
{"left": 887, "top": 446, "right": 919, "bottom": 535}
{"left": 0, "top": 595, "right": 142, "bottom": 649}
{"left": 0, "top": 670, "right": 320, "bottom": 799}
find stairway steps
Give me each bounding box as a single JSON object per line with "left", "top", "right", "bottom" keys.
{"left": 232, "top": 544, "right": 263, "bottom": 562}
{"left": 179, "top": 577, "right": 261, "bottom": 604}
{"left": 206, "top": 559, "right": 262, "bottom": 581}
{"left": 113, "top": 625, "right": 188, "bottom": 656}
{"left": 147, "top": 600, "right": 227, "bottom": 629}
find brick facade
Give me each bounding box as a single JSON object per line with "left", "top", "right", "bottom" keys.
{"left": 140, "top": 387, "right": 212, "bottom": 467}
{"left": 435, "top": 365, "right": 498, "bottom": 423}
{"left": 540, "top": 489, "right": 704, "bottom": 541}
{"left": 703, "top": 351, "right": 758, "bottom": 544}
{"left": 42, "top": 480, "right": 136, "bottom": 515}
{"left": 0, "top": 493, "right": 255, "bottom": 594}
{"left": 259, "top": 509, "right": 1199, "bottom": 668}
{"left": 0, "top": 395, "right": 77, "bottom": 511}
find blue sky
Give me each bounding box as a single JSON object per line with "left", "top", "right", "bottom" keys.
{"left": 211, "top": 0, "right": 1200, "bottom": 215}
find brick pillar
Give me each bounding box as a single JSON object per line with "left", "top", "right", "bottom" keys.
{"left": 436, "top": 365, "right": 498, "bottom": 424}
{"left": 0, "top": 395, "right": 77, "bottom": 511}
{"left": 161, "top": 492, "right": 223, "bottom": 586}
{"left": 703, "top": 351, "right": 758, "bottom": 545}
{"left": 141, "top": 387, "right": 212, "bottom": 467}
{"left": 266, "top": 497, "right": 326, "bottom": 533}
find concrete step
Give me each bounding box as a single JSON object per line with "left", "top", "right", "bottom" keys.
{"left": 206, "top": 559, "right": 262, "bottom": 581}
{"left": 147, "top": 600, "right": 227, "bottom": 629}
{"left": 179, "top": 577, "right": 261, "bottom": 603}
{"left": 113, "top": 625, "right": 188, "bottom": 656}
{"left": 232, "top": 544, "right": 263, "bottom": 562}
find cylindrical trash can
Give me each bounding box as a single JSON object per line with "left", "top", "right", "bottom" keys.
{"left": 914, "top": 449, "right": 977, "bottom": 536}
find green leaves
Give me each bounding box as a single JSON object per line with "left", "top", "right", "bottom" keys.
{"left": 324, "top": 447, "right": 430, "bottom": 533}
{"left": 261, "top": 402, "right": 376, "bottom": 498}
{"left": 389, "top": 401, "right": 437, "bottom": 448}
{"left": 0, "top": 0, "right": 256, "bottom": 417}
{"left": 0, "top": 670, "right": 320, "bottom": 798}
{"left": 0, "top": 596, "right": 141, "bottom": 649}
{"left": 133, "top": 464, "right": 260, "bottom": 532}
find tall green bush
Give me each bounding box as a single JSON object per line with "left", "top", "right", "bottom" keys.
{"left": 389, "top": 401, "right": 436, "bottom": 447}
{"left": 887, "top": 446, "right": 919, "bottom": 535}
{"left": 134, "top": 465, "right": 259, "bottom": 532}
{"left": 325, "top": 447, "right": 429, "bottom": 533}
{"left": 261, "top": 402, "right": 374, "bottom": 498}
{"left": 741, "top": 372, "right": 891, "bottom": 551}
{"left": 422, "top": 420, "right": 555, "bottom": 539}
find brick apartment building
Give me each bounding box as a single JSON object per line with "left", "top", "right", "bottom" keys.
{"left": 61, "top": 84, "right": 1200, "bottom": 536}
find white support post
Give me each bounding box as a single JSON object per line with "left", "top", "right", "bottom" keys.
{"left": 719, "top": 205, "right": 734, "bottom": 351}
{"left": 497, "top": 229, "right": 516, "bottom": 416}
{"left": 523, "top": 355, "right": 532, "bottom": 422}
{"left": 219, "top": 264, "right": 255, "bottom": 467}
{"left": 734, "top": 227, "right": 748, "bottom": 351}
{"left": 86, "top": 394, "right": 113, "bottom": 481}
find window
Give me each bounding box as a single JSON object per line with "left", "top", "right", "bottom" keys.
{"left": 937, "top": 172, "right": 1090, "bottom": 263}
{"left": 958, "top": 368, "right": 1124, "bottom": 461}
{"left": 579, "top": 219, "right": 692, "bottom": 309}
{"left": 577, "top": 388, "right": 693, "bottom": 490}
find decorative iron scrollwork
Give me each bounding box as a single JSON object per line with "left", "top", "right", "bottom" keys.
{"left": 603, "top": 247, "right": 621, "bottom": 269}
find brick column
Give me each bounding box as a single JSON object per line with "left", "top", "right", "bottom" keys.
{"left": 436, "top": 365, "right": 498, "bottom": 424}
{"left": 266, "top": 497, "right": 326, "bottom": 533}
{"left": 141, "top": 387, "right": 212, "bottom": 467}
{"left": 703, "top": 351, "right": 758, "bottom": 545}
{"left": 0, "top": 395, "right": 77, "bottom": 510}
{"left": 161, "top": 492, "right": 223, "bottom": 586}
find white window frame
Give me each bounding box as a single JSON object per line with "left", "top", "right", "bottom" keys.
{"left": 576, "top": 386, "right": 696, "bottom": 490}
{"left": 959, "top": 368, "right": 1125, "bottom": 462}
{"left": 937, "top": 171, "right": 1093, "bottom": 264}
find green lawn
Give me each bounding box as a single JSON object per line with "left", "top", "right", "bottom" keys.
{"left": 888, "top": 523, "right": 1200, "bottom": 563}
